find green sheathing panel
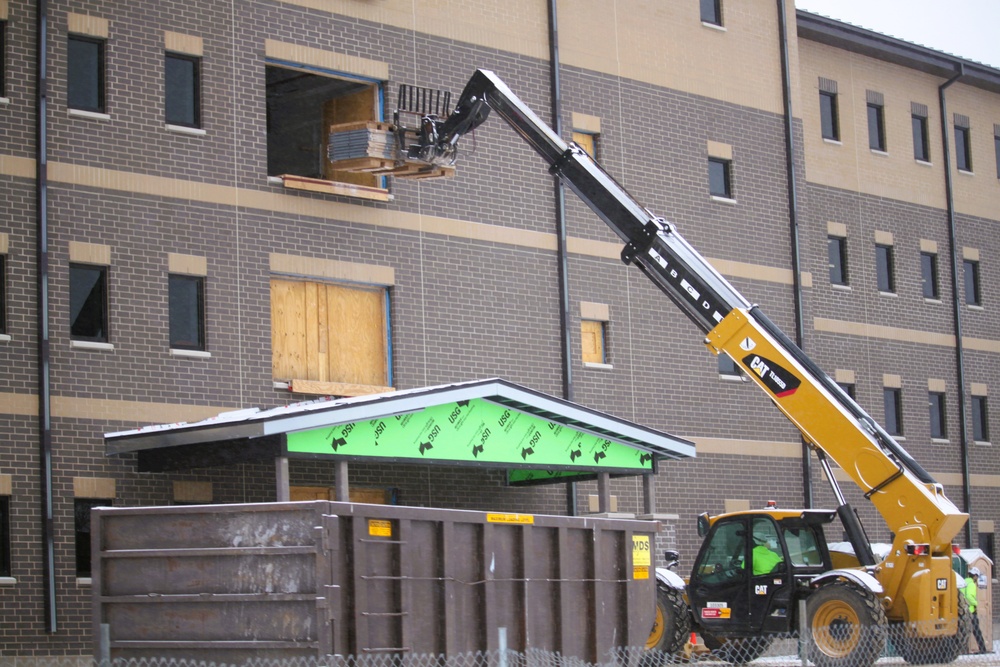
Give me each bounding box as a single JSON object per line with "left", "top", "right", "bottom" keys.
{"left": 286, "top": 398, "right": 654, "bottom": 473}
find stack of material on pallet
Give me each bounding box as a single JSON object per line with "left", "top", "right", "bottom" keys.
{"left": 327, "top": 121, "right": 396, "bottom": 171}
{"left": 327, "top": 120, "right": 455, "bottom": 180}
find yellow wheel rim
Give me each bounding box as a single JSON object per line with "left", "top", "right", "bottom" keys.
{"left": 646, "top": 601, "right": 665, "bottom": 650}
{"left": 812, "top": 599, "right": 861, "bottom": 658}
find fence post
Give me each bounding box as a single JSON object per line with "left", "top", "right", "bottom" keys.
{"left": 798, "top": 599, "right": 808, "bottom": 664}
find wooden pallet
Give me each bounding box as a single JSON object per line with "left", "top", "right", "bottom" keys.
{"left": 373, "top": 162, "right": 457, "bottom": 180}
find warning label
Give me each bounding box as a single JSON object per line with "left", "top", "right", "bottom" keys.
{"left": 486, "top": 513, "right": 535, "bottom": 525}
{"left": 368, "top": 519, "right": 392, "bottom": 537}
{"left": 701, "top": 607, "right": 732, "bottom": 619}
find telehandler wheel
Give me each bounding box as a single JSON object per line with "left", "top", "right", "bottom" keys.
{"left": 804, "top": 581, "right": 887, "bottom": 667}
{"left": 644, "top": 583, "right": 690, "bottom": 656}
{"left": 703, "top": 633, "right": 773, "bottom": 664}
{"left": 894, "top": 590, "right": 971, "bottom": 665}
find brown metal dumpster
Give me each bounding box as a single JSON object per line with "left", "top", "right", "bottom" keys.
{"left": 93, "top": 501, "right": 658, "bottom": 663}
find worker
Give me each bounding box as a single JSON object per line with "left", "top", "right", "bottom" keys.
{"left": 965, "top": 567, "right": 989, "bottom": 654}
{"left": 752, "top": 537, "right": 784, "bottom": 575}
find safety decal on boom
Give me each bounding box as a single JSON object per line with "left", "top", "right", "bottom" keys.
{"left": 741, "top": 353, "right": 801, "bottom": 398}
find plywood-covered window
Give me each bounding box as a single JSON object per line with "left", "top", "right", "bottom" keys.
{"left": 581, "top": 319, "right": 605, "bottom": 364}
{"left": 271, "top": 278, "right": 390, "bottom": 396}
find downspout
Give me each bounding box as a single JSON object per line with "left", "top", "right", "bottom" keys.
{"left": 548, "top": 0, "right": 576, "bottom": 516}
{"left": 36, "top": 0, "right": 57, "bottom": 632}
{"left": 776, "top": 1, "right": 811, "bottom": 507}
{"left": 938, "top": 65, "right": 973, "bottom": 546}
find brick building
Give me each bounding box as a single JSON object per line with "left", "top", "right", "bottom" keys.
{"left": 0, "top": 0, "right": 998, "bottom": 655}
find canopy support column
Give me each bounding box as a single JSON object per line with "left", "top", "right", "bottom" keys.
{"left": 276, "top": 456, "right": 290, "bottom": 502}
{"left": 335, "top": 460, "right": 350, "bottom": 501}
{"left": 597, "top": 473, "right": 611, "bottom": 514}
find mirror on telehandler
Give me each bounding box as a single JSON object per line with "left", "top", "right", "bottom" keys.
{"left": 697, "top": 512, "right": 710, "bottom": 537}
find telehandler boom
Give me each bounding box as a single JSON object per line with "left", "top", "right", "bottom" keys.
{"left": 409, "top": 69, "right": 970, "bottom": 666}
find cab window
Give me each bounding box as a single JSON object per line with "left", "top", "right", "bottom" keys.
{"left": 695, "top": 521, "right": 747, "bottom": 584}
{"left": 781, "top": 524, "right": 824, "bottom": 568}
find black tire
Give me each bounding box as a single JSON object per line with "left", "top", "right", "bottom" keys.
{"left": 804, "top": 581, "right": 887, "bottom": 667}
{"left": 703, "top": 633, "right": 773, "bottom": 664}
{"left": 644, "top": 583, "right": 690, "bottom": 656}
{"left": 894, "top": 590, "right": 971, "bottom": 664}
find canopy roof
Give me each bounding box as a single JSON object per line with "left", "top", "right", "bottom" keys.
{"left": 106, "top": 378, "right": 694, "bottom": 484}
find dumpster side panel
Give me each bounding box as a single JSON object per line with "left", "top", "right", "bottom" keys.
{"left": 94, "top": 501, "right": 657, "bottom": 663}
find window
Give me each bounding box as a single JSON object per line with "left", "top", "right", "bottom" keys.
{"left": 973, "top": 395, "right": 990, "bottom": 442}
{"left": 837, "top": 382, "right": 856, "bottom": 400}
{"left": 964, "top": 259, "right": 981, "bottom": 306}
{"left": 718, "top": 352, "right": 740, "bottom": 377}
{"left": 978, "top": 531, "right": 995, "bottom": 566}
{"left": 708, "top": 157, "right": 732, "bottom": 198}
{"left": 867, "top": 103, "right": 886, "bottom": 151}
{"left": 572, "top": 131, "right": 597, "bottom": 159}
{"left": 955, "top": 124, "right": 973, "bottom": 172}
{"left": 0, "top": 495, "right": 9, "bottom": 578}
{"left": 820, "top": 91, "right": 839, "bottom": 141}
{"left": 921, "top": 252, "right": 939, "bottom": 299}
{"left": 700, "top": 0, "right": 722, "bottom": 26}
{"left": 912, "top": 113, "right": 929, "bottom": 161}
{"left": 828, "top": 236, "right": 848, "bottom": 286}
{"left": 994, "top": 130, "right": 1000, "bottom": 178}
{"left": 876, "top": 244, "right": 895, "bottom": 293}
{"left": 581, "top": 319, "right": 606, "bottom": 364}
{"left": 0, "top": 21, "right": 7, "bottom": 98}
{"left": 70, "top": 264, "right": 109, "bottom": 342}
{"left": 165, "top": 52, "right": 200, "bottom": 127}
{"left": 271, "top": 278, "right": 390, "bottom": 393}
{"left": 169, "top": 274, "right": 206, "bottom": 350}
{"left": 884, "top": 387, "right": 903, "bottom": 436}
{"left": 929, "top": 391, "right": 946, "bottom": 439}
{"left": 266, "top": 65, "right": 382, "bottom": 189}
{"left": 75, "top": 498, "right": 111, "bottom": 577}
{"left": 67, "top": 35, "right": 106, "bottom": 113}
{"left": 0, "top": 253, "right": 6, "bottom": 335}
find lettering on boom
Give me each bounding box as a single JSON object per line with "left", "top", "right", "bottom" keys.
{"left": 742, "top": 353, "right": 801, "bottom": 398}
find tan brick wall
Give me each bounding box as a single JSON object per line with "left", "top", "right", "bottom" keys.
{"left": 799, "top": 39, "right": 999, "bottom": 224}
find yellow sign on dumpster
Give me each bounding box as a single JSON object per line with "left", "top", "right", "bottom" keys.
{"left": 633, "top": 535, "right": 651, "bottom": 579}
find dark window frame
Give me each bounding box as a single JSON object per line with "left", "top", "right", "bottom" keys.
{"left": 912, "top": 114, "right": 930, "bottom": 161}
{"left": 69, "top": 263, "right": 109, "bottom": 342}
{"left": 929, "top": 391, "right": 947, "bottom": 440}
{"left": 67, "top": 34, "right": 106, "bottom": 113}
{"left": 867, "top": 103, "right": 886, "bottom": 151}
{"left": 75, "top": 497, "right": 112, "bottom": 577}
{"left": 0, "top": 20, "right": 7, "bottom": 98}
{"left": 955, "top": 125, "right": 973, "bottom": 172}
{"left": 165, "top": 52, "right": 201, "bottom": 128}
{"left": 973, "top": 395, "right": 990, "bottom": 442}
{"left": 994, "top": 133, "right": 1000, "bottom": 179}
{"left": 876, "top": 244, "right": 895, "bottom": 293}
{"left": 169, "top": 274, "right": 207, "bottom": 351}
{"left": 920, "top": 251, "right": 939, "bottom": 299}
{"left": 837, "top": 382, "right": 856, "bottom": 400}
{"left": 0, "top": 253, "right": 6, "bottom": 334}
{"left": 884, "top": 387, "right": 903, "bottom": 436}
{"left": 708, "top": 157, "right": 732, "bottom": 199}
{"left": 820, "top": 91, "right": 839, "bottom": 141}
{"left": 0, "top": 495, "right": 10, "bottom": 578}
{"left": 700, "top": 0, "right": 722, "bottom": 26}
{"left": 828, "top": 235, "right": 848, "bottom": 286}
{"left": 964, "top": 259, "right": 982, "bottom": 306}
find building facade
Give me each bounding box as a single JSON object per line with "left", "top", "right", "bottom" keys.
{"left": 0, "top": 0, "right": 997, "bottom": 655}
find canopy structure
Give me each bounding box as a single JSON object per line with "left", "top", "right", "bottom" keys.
{"left": 106, "top": 378, "right": 694, "bottom": 513}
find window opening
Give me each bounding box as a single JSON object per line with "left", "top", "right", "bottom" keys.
{"left": 165, "top": 52, "right": 200, "bottom": 127}
{"left": 700, "top": 0, "right": 722, "bottom": 26}
{"left": 956, "top": 125, "right": 973, "bottom": 172}
{"left": 828, "top": 236, "right": 848, "bottom": 286}
{"left": 867, "top": 103, "right": 885, "bottom": 151}
{"left": 883, "top": 387, "right": 903, "bottom": 436}
{"left": 973, "top": 395, "right": 990, "bottom": 442}
{"left": 921, "top": 252, "right": 939, "bottom": 299}
{"left": 964, "top": 259, "right": 981, "bottom": 306}
{"left": 75, "top": 498, "right": 111, "bottom": 577}
{"left": 708, "top": 157, "right": 732, "bottom": 198}
{"left": 70, "top": 264, "right": 109, "bottom": 342}
{"left": 266, "top": 63, "right": 383, "bottom": 190}
{"left": 581, "top": 319, "right": 606, "bottom": 364}
{"left": 68, "top": 35, "right": 106, "bottom": 113}
{"left": 0, "top": 496, "right": 9, "bottom": 577}
{"left": 929, "top": 391, "right": 946, "bottom": 439}
{"left": 876, "top": 244, "right": 895, "bottom": 293}
{"left": 169, "top": 274, "right": 206, "bottom": 350}
{"left": 912, "top": 114, "right": 929, "bottom": 161}
{"left": 820, "top": 91, "right": 839, "bottom": 141}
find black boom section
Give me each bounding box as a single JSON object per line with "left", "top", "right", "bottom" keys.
{"left": 443, "top": 70, "right": 749, "bottom": 334}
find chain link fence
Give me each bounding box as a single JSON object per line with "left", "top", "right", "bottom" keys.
{"left": 3, "top": 624, "right": 997, "bottom": 667}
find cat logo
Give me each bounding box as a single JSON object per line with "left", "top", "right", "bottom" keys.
{"left": 740, "top": 337, "right": 756, "bottom": 352}
{"left": 755, "top": 585, "right": 768, "bottom": 595}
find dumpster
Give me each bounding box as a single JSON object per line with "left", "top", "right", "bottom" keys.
{"left": 93, "top": 501, "right": 658, "bottom": 663}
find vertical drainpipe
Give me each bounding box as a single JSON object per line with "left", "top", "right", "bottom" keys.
{"left": 36, "top": 0, "right": 57, "bottom": 633}
{"left": 548, "top": 0, "right": 576, "bottom": 516}
{"left": 776, "top": 1, "right": 811, "bottom": 507}
{"left": 938, "top": 66, "right": 973, "bottom": 546}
